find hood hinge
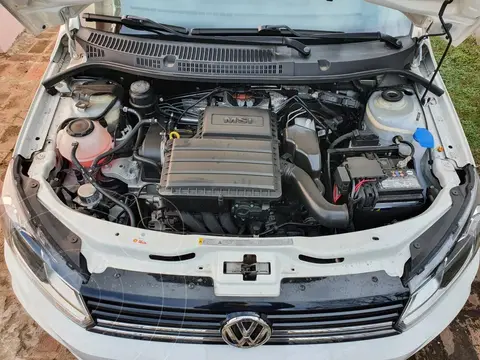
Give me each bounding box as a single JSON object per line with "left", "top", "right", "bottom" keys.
{"left": 60, "top": 8, "right": 80, "bottom": 60}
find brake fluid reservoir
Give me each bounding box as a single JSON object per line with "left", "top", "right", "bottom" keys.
{"left": 364, "top": 89, "right": 421, "bottom": 145}
{"left": 57, "top": 119, "right": 112, "bottom": 167}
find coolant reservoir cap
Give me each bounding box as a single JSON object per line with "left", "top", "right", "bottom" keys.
{"left": 66, "top": 118, "right": 95, "bottom": 137}
{"left": 413, "top": 128, "right": 434, "bottom": 148}
{"left": 381, "top": 89, "right": 404, "bottom": 102}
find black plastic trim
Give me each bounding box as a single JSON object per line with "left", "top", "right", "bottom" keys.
{"left": 42, "top": 61, "right": 444, "bottom": 96}
{"left": 12, "top": 155, "right": 85, "bottom": 277}
{"left": 299, "top": 254, "right": 345, "bottom": 264}
{"left": 149, "top": 253, "right": 196, "bottom": 262}
{"left": 81, "top": 267, "right": 408, "bottom": 311}
{"left": 406, "top": 165, "right": 477, "bottom": 281}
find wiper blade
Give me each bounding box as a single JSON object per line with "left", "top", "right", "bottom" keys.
{"left": 83, "top": 13, "right": 189, "bottom": 35}
{"left": 82, "top": 14, "right": 311, "bottom": 57}
{"left": 191, "top": 26, "right": 342, "bottom": 36}
{"left": 257, "top": 25, "right": 342, "bottom": 36}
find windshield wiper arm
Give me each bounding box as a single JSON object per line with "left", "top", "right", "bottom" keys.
{"left": 193, "top": 25, "right": 402, "bottom": 50}
{"left": 258, "top": 25, "right": 304, "bottom": 37}
{"left": 303, "top": 31, "right": 403, "bottom": 49}
{"left": 259, "top": 26, "right": 402, "bottom": 49}
{"left": 83, "top": 14, "right": 311, "bottom": 57}
{"left": 83, "top": 13, "right": 189, "bottom": 35}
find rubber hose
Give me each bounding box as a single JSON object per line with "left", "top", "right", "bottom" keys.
{"left": 179, "top": 212, "right": 208, "bottom": 233}
{"left": 201, "top": 213, "right": 224, "bottom": 234}
{"left": 124, "top": 107, "right": 142, "bottom": 123}
{"left": 219, "top": 213, "right": 239, "bottom": 234}
{"left": 329, "top": 131, "right": 355, "bottom": 149}
{"left": 71, "top": 143, "right": 136, "bottom": 226}
{"left": 281, "top": 161, "right": 350, "bottom": 228}
{"left": 133, "top": 151, "right": 161, "bottom": 175}
{"left": 91, "top": 117, "right": 153, "bottom": 169}
{"left": 393, "top": 136, "right": 415, "bottom": 158}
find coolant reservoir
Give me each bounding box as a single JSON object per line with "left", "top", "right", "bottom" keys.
{"left": 72, "top": 94, "right": 121, "bottom": 133}
{"left": 364, "top": 89, "right": 421, "bottom": 145}
{"left": 57, "top": 118, "right": 112, "bottom": 167}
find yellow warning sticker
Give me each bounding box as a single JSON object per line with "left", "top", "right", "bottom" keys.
{"left": 198, "top": 238, "right": 204, "bottom": 245}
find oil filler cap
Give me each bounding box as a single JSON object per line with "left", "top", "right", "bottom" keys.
{"left": 413, "top": 128, "right": 434, "bottom": 148}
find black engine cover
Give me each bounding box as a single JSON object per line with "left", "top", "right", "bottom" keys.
{"left": 158, "top": 107, "right": 282, "bottom": 210}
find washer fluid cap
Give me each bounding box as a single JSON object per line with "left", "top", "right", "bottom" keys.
{"left": 413, "top": 128, "right": 434, "bottom": 148}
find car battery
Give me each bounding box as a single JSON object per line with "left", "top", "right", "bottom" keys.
{"left": 374, "top": 167, "right": 424, "bottom": 209}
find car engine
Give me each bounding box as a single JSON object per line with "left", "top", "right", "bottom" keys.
{"left": 51, "top": 78, "right": 433, "bottom": 237}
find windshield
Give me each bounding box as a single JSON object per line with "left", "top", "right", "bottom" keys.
{"left": 119, "top": 0, "right": 412, "bottom": 36}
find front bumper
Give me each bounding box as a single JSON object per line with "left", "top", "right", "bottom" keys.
{"left": 5, "top": 239, "right": 479, "bottom": 360}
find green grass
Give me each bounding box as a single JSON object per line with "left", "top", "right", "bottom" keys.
{"left": 431, "top": 37, "right": 480, "bottom": 162}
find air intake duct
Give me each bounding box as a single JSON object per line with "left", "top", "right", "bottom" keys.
{"left": 281, "top": 161, "right": 350, "bottom": 228}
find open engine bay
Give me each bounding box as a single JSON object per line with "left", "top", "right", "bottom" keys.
{"left": 49, "top": 76, "right": 439, "bottom": 237}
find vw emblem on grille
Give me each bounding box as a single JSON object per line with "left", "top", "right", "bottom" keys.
{"left": 221, "top": 313, "right": 272, "bottom": 348}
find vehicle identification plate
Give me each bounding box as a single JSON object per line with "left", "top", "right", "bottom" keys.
{"left": 199, "top": 238, "right": 293, "bottom": 246}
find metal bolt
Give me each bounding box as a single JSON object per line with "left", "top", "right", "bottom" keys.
{"left": 188, "top": 283, "right": 195, "bottom": 289}
{"left": 30, "top": 182, "right": 38, "bottom": 188}
{"left": 451, "top": 189, "right": 459, "bottom": 196}
{"left": 114, "top": 273, "right": 121, "bottom": 278}
{"left": 372, "top": 276, "right": 378, "bottom": 283}
{"left": 413, "top": 243, "right": 421, "bottom": 249}
{"left": 69, "top": 235, "right": 79, "bottom": 244}
{"left": 299, "top": 285, "right": 306, "bottom": 291}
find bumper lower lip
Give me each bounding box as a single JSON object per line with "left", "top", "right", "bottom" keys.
{"left": 5, "top": 239, "right": 479, "bottom": 360}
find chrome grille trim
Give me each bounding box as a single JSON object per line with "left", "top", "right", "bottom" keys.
{"left": 93, "top": 327, "right": 225, "bottom": 343}
{"left": 91, "top": 323, "right": 398, "bottom": 344}
{"left": 272, "top": 322, "right": 395, "bottom": 336}
{"left": 85, "top": 296, "right": 405, "bottom": 345}
{"left": 96, "top": 319, "right": 219, "bottom": 335}
{"left": 90, "top": 319, "right": 399, "bottom": 344}
{"left": 271, "top": 329, "right": 399, "bottom": 344}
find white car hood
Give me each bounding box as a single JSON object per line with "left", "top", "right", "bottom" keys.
{"left": 0, "top": 0, "right": 101, "bottom": 35}
{"left": 1, "top": 0, "right": 479, "bottom": 44}
{"left": 367, "top": 0, "right": 480, "bottom": 46}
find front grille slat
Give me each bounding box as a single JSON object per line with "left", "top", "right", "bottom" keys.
{"left": 92, "top": 326, "right": 225, "bottom": 344}
{"left": 85, "top": 296, "right": 406, "bottom": 345}
{"left": 97, "top": 319, "right": 219, "bottom": 335}
{"left": 268, "top": 329, "right": 399, "bottom": 344}
{"left": 268, "top": 303, "right": 404, "bottom": 320}
{"left": 88, "top": 300, "right": 225, "bottom": 321}
{"left": 271, "top": 313, "right": 400, "bottom": 329}
{"left": 272, "top": 322, "right": 394, "bottom": 336}
{"left": 91, "top": 310, "right": 221, "bottom": 329}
